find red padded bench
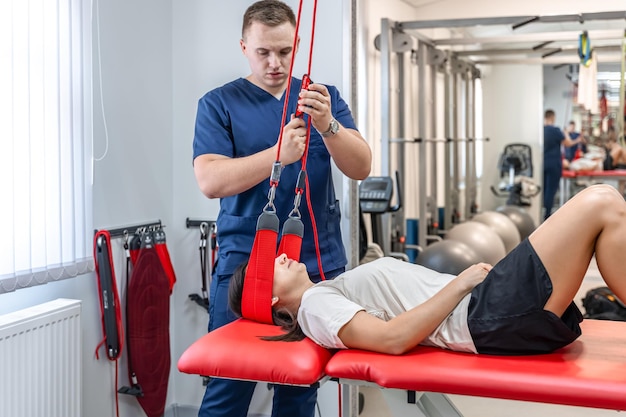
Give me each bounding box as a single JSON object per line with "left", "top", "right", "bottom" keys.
{"left": 178, "top": 319, "right": 626, "bottom": 413}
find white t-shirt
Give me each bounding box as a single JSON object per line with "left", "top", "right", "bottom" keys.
{"left": 298, "top": 257, "right": 477, "bottom": 353}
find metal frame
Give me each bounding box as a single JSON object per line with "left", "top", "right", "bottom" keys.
{"left": 95, "top": 220, "right": 162, "bottom": 239}
{"left": 337, "top": 379, "right": 465, "bottom": 417}
{"left": 380, "top": 20, "right": 481, "bottom": 250}
{"left": 397, "top": 12, "right": 626, "bottom": 32}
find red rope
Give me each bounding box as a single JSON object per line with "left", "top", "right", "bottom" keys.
{"left": 278, "top": 0, "right": 325, "bottom": 279}
{"left": 245, "top": 0, "right": 325, "bottom": 311}
{"left": 306, "top": 0, "right": 318, "bottom": 76}
{"left": 274, "top": 0, "right": 306, "bottom": 164}
{"left": 305, "top": 172, "right": 326, "bottom": 281}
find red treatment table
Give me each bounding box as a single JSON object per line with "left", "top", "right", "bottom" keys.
{"left": 179, "top": 319, "right": 626, "bottom": 416}
{"left": 560, "top": 169, "right": 626, "bottom": 205}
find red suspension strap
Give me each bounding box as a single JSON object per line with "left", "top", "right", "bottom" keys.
{"left": 93, "top": 230, "right": 125, "bottom": 417}
{"left": 242, "top": 0, "right": 324, "bottom": 324}
{"left": 94, "top": 230, "right": 124, "bottom": 361}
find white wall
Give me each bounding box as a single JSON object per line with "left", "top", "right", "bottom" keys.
{"left": 544, "top": 65, "right": 577, "bottom": 129}
{"left": 479, "top": 64, "right": 544, "bottom": 222}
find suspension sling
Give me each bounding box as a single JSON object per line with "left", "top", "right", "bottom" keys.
{"left": 241, "top": 0, "right": 324, "bottom": 324}
{"left": 125, "top": 229, "right": 171, "bottom": 417}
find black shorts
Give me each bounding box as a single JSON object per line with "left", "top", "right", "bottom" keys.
{"left": 467, "top": 239, "right": 583, "bottom": 355}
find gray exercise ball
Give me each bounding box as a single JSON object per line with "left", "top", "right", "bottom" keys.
{"left": 496, "top": 205, "right": 536, "bottom": 241}
{"left": 416, "top": 240, "right": 482, "bottom": 275}
{"left": 471, "top": 211, "right": 521, "bottom": 253}
{"left": 444, "top": 221, "right": 506, "bottom": 265}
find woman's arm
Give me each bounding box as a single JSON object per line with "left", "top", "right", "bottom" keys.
{"left": 337, "top": 263, "right": 491, "bottom": 355}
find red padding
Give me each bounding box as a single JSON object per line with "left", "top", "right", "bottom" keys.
{"left": 177, "top": 319, "right": 334, "bottom": 386}
{"left": 243, "top": 212, "right": 279, "bottom": 324}
{"left": 325, "top": 320, "right": 626, "bottom": 411}
{"left": 563, "top": 169, "right": 626, "bottom": 178}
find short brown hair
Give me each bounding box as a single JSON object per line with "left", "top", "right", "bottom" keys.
{"left": 242, "top": 0, "right": 296, "bottom": 39}
{"left": 544, "top": 109, "right": 555, "bottom": 119}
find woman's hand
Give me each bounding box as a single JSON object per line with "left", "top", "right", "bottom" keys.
{"left": 456, "top": 263, "right": 492, "bottom": 292}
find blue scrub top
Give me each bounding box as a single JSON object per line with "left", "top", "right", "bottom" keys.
{"left": 563, "top": 132, "right": 586, "bottom": 161}
{"left": 193, "top": 77, "right": 357, "bottom": 276}
{"left": 543, "top": 125, "right": 565, "bottom": 170}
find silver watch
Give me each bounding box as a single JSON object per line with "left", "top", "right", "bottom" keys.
{"left": 320, "top": 118, "right": 339, "bottom": 138}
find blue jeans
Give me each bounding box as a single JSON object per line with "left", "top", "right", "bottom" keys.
{"left": 198, "top": 267, "right": 344, "bottom": 417}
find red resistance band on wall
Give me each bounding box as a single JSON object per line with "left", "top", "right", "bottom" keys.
{"left": 94, "top": 230, "right": 124, "bottom": 361}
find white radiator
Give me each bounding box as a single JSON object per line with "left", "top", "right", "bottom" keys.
{"left": 0, "top": 298, "right": 82, "bottom": 417}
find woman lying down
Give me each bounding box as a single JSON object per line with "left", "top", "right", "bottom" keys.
{"left": 229, "top": 184, "right": 626, "bottom": 356}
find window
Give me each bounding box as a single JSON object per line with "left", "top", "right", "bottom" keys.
{"left": 0, "top": 0, "right": 93, "bottom": 293}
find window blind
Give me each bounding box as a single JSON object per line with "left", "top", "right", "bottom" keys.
{"left": 0, "top": 0, "right": 93, "bottom": 293}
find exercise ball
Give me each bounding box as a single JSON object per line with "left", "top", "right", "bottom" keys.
{"left": 445, "top": 221, "right": 506, "bottom": 265}
{"left": 416, "top": 240, "right": 482, "bottom": 275}
{"left": 471, "top": 211, "right": 521, "bottom": 253}
{"left": 496, "top": 205, "right": 536, "bottom": 240}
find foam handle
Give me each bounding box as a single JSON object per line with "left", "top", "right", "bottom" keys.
{"left": 277, "top": 217, "right": 304, "bottom": 261}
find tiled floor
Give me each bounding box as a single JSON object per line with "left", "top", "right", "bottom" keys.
{"left": 359, "top": 257, "right": 622, "bottom": 417}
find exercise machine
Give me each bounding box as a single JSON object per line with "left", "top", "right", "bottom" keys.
{"left": 490, "top": 143, "right": 540, "bottom": 206}
{"left": 359, "top": 172, "right": 409, "bottom": 261}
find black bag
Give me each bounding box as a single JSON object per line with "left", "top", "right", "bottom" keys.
{"left": 581, "top": 286, "right": 626, "bottom": 321}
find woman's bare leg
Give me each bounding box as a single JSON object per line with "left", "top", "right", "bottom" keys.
{"left": 528, "top": 184, "right": 626, "bottom": 316}
{"left": 612, "top": 145, "right": 626, "bottom": 165}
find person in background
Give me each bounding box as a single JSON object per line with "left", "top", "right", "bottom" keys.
{"left": 603, "top": 126, "right": 626, "bottom": 170}
{"left": 563, "top": 121, "right": 587, "bottom": 162}
{"left": 191, "top": 1, "right": 371, "bottom": 416}
{"left": 543, "top": 110, "right": 582, "bottom": 220}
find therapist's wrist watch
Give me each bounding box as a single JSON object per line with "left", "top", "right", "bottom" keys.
{"left": 320, "top": 118, "right": 339, "bottom": 138}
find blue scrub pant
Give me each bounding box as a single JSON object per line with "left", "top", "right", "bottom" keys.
{"left": 543, "top": 165, "right": 561, "bottom": 220}
{"left": 198, "top": 266, "right": 344, "bottom": 417}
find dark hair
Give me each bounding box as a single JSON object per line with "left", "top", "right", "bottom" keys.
{"left": 228, "top": 260, "right": 306, "bottom": 342}
{"left": 242, "top": 0, "right": 296, "bottom": 39}
{"left": 544, "top": 109, "right": 555, "bottom": 119}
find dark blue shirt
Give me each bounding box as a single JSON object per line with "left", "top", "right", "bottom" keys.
{"left": 543, "top": 125, "right": 565, "bottom": 170}
{"left": 563, "top": 132, "right": 587, "bottom": 161}
{"left": 193, "top": 77, "right": 357, "bottom": 276}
